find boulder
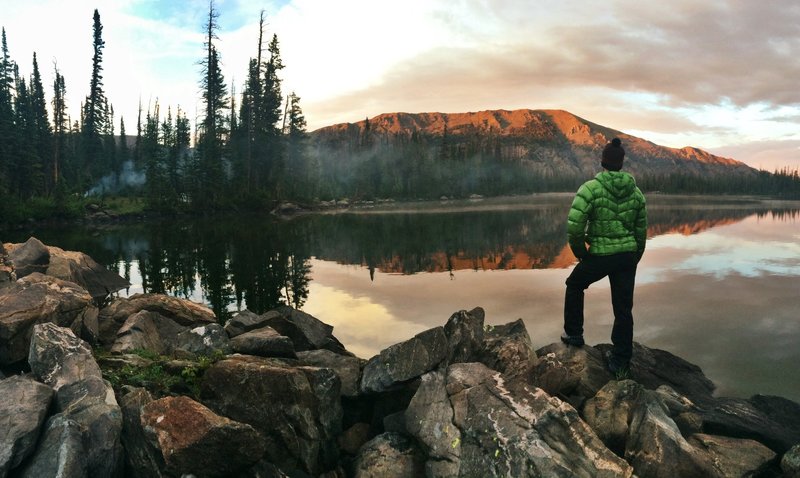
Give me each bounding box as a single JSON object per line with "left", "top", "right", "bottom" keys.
{"left": 119, "top": 388, "right": 166, "bottom": 478}
{"left": 360, "top": 327, "right": 449, "bottom": 394}
{"left": 352, "top": 432, "right": 425, "bottom": 478}
{"left": 6, "top": 237, "right": 49, "bottom": 278}
{"left": 230, "top": 326, "right": 297, "bottom": 359}
{"left": 138, "top": 396, "right": 266, "bottom": 477}
{"left": 200, "top": 354, "right": 343, "bottom": 476}
{"left": 478, "top": 318, "right": 537, "bottom": 381}
{"left": 27, "top": 323, "right": 123, "bottom": 477}
{"left": 338, "top": 422, "right": 372, "bottom": 455}
{"left": 297, "top": 349, "right": 362, "bottom": 397}
{"left": 0, "top": 375, "right": 54, "bottom": 476}
{"left": 688, "top": 433, "right": 776, "bottom": 478}
{"left": 444, "top": 307, "right": 485, "bottom": 363}
{"left": 783, "top": 444, "right": 800, "bottom": 478}
{"left": 174, "top": 323, "right": 231, "bottom": 357}
{"left": 595, "top": 342, "right": 716, "bottom": 406}
{"left": 534, "top": 342, "right": 612, "bottom": 403}
{"left": 14, "top": 415, "right": 88, "bottom": 478}
{"left": 625, "top": 389, "right": 718, "bottom": 478}
{"left": 224, "top": 309, "right": 281, "bottom": 337}
{"left": 748, "top": 394, "right": 800, "bottom": 438}
{"left": 0, "top": 263, "right": 13, "bottom": 288}
{"left": 110, "top": 310, "right": 184, "bottom": 356}
{"left": 406, "top": 362, "right": 633, "bottom": 477}
{"left": 98, "top": 293, "right": 216, "bottom": 345}
{"left": 701, "top": 397, "right": 800, "bottom": 453}
{"left": 582, "top": 379, "right": 644, "bottom": 455}
{"left": 43, "top": 244, "right": 129, "bottom": 298}
{"left": 0, "top": 272, "right": 98, "bottom": 365}
{"left": 265, "top": 306, "right": 349, "bottom": 354}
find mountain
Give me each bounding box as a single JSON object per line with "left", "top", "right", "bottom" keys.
{"left": 311, "top": 109, "right": 756, "bottom": 178}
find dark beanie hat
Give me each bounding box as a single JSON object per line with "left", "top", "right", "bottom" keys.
{"left": 602, "top": 138, "right": 625, "bottom": 171}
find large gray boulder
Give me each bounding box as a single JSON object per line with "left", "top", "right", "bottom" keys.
{"left": 478, "top": 318, "right": 537, "bottom": 381}
{"left": 296, "top": 349, "right": 362, "bottom": 397}
{"left": 582, "top": 379, "right": 644, "bottom": 455}
{"left": 224, "top": 309, "right": 281, "bottom": 337}
{"left": 534, "top": 342, "right": 612, "bottom": 403}
{"left": 110, "top": 310, "right": 185, "bottom": 355}
{"left": 783, "top": 444, "right": 800, "bottom": 478}
{"left": 14, "top": 415, "right": 87, "bottom": 478}
{"left": 444, "top": 307, "right": 485, "bottom": 363}
{"left": 200, "top": 354, "right": 343, "bottom": 476}
{"left": 360, "top": 327, "right": 449, "bottom": 394}
{"left": 119, "top": 388, "right": 166, "bottom": 478}
{"left": 405, "top": 362, "right": 633, "bottom": 477}
{"left": 230, "top": 326, "right": 297, "bottom": 358}
{"left": 0, "top": 272, "right": 98, "bottom": 365}
{"left": 0, "top": 375, "right": 54, "bottom": 477}
{"left": 174, "top": 323, "right": 231, "bottom": 357}
{"left": 688, "top": 434, "right": 776, "bottom": 478}
{"left": 6, "top": 237, "right": 49, "bottom": 278}
{"left": 98, "top": 293, "right": 216, "bottom": 345}
{"left": 701, "top": 396, "right": 800, "bottom": 453}
{"left": 265, "top": 306, "right": 349, "bottom": 355}
{"left": 352, "top": 432, "right": 425, "bottom": 478}
{"left": 28, "top": 323, "right": 123, "bottom": 478}
{"left": 137, "top": 395, "right": 266, "bottom": 477}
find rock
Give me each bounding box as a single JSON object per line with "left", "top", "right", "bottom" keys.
{"left": 783, "top": 444, "right": 800, "bottom": 478}
{"left": 360, "top": 327, "right": 449, "bottom": 394}
{"left": 98, "top": 353, "right": 155, "bottom": 371}
{"left": 6, "top": 237, "right": 50, "bottom": 278}
{"left": 701, "top": 396, "right": 800, "bottom": 453}
{"left": 382, "top": 411, "right": 407, "bottom": 434}
{"left": 0, "top": 375, "right": 54, "bottom": 476}
{"left": 14, "top": 415, "right": 88, "bottom": 478}
{"left": 200, "top": 354, "right": 342, "bottom": 476}
{"left": 530, "top": 351, "right": 581, "bottom": 399}
{"left": 119, "top": 388, "right": 166, "bottom": 478}
{"left": 98, "top": 293, "right": 216, "bottom": 345}
{"left": 352, "top": 432, "right": 425, "bottom": 478}
{"left": 231, "top": 326, "right": 297, "bottom": 359}
{"left": 582, "top": 379, "right": 644, "bottom": 455}
{"left": 478, "top": 318, "right": 537, "bottom": 381}
{"left": 110, "top": 310, "right": 182, "bottom": 356}
{"left": 297, "top": 349, "right": 362, "bottom": 397}
{"left": 265, "top": 306, "right": 349, "bottom": 354}
{"left": 0, "top": 272, "right": 98, "bottom": 365}
{"left": 43, "top": 245, "right": 129, "bottom": 298}
{"left": 224, "top": 309, "right": 281, "bottom": 337}
{"left": 749, "top": 394, "right": 800, "bottom": 438}
{"left": 0, "top": 263, "right": 14, "bottom": 288}
{"left": 338, "top": 422, "right": 371, "bottom": 455}
{"left": 688, "top": 433, "right": 776, "bottom": 478}
{"left": 27, "top": 323, "right": 123, "bottom": 477}
{"left": 596, "top": 342, "right": 716, "bottom": 406}
{"left": 625, "top": 389, "right": 718, "bottom": 478}
{"left": 444, "top": 307, "right": 485, "bottom": 363}
{"left": 406, "top": 362, "right": 633, "bottom": 477}
{"left": 139, "top": 396, "right": 266, "bottom": 477}
{"left": 174, "top": 323, "right": 230, "bottom": 357}
{"left": 534, "top": 342, "right": 612, "bottom": 403}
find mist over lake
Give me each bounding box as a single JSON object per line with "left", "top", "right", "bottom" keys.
{"left": 5, "top": 194, "right": 799, "bottom": 402}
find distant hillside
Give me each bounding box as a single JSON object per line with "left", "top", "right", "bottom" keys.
{"left": 311, "top": 109, "right": 756, "bottom": 178}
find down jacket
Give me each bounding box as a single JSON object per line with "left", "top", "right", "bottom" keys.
{"left": 567, "top": 171, "right": 647, "bottom": 258}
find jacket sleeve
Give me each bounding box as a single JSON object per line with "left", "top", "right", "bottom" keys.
{"left": 634, "top": 191, "right": 647, "bottom": 253}
{"left": 567, "top": 183, "right": 593, "bottom": 258}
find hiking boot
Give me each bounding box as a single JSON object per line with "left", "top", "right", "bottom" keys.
{"left": 605, "top": 351, "right": 630, "bottom": 375}
{"left": 560, "top": 332, "right": 585, "bottom": 347}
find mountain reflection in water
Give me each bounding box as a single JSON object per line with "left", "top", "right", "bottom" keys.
{"left": 4, "top": 196, "right": 799, "bottom": 401}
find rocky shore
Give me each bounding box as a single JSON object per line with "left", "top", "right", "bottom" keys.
{"left": 1, "top": 238, "right": 799, "bottom": 477}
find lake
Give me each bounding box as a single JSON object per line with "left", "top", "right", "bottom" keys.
{"left": 3, "top": 193, "right": 799, "bottom": 402}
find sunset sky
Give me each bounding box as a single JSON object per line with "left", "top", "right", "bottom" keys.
{"left": 3, "top": 0, "right": 799, "bottom": 170}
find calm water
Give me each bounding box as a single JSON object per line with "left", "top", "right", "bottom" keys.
{"left": 4, "top": 194, "right": 799, "bottom": 402}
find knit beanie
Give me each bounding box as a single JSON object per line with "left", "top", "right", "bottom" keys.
{"left": 601, "top": 138, "right": 625, "bottom": 171}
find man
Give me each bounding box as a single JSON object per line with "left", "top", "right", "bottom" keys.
{"left": 561, "top": 137, "right": 647, "bottom": 374}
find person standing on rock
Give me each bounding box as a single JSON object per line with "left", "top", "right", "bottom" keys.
{"left": 560, "top": 137, "right": 647, "bottom": 374}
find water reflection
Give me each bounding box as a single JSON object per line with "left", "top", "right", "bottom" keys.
{"left": 3, "top": 196, "right": 799, "bottom": 401}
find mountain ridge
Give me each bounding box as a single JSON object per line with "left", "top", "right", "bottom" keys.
{"left": 311, "top": 108, "right": 754, "bottom": 177}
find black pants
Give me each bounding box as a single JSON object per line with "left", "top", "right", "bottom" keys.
{"left": 564, "top": 252, "right": 638, "bottom": 363}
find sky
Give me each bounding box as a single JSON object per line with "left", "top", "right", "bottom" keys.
{"left": 2, "top": 0, "right": 800, "bottom": 170}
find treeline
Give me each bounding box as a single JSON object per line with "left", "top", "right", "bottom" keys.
{"left": 0, "top": 3, "right": 316, "bottom": 222}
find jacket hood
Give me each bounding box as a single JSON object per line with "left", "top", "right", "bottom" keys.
{"left": 595, "top": 171, "right": 637, "bottom": 199}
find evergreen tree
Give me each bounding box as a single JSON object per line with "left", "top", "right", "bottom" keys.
{"left": 285, "top": 92, "right": 314, "bottom": 199}
{"left": 118, "top": 116, "right": 129, "bottom": 168}
{"left": 51, "top": 64, "right": 67, "bottom": 189}
{"left": 82, "top": 9, "right": 107, "bottom": 184}
{"left": 29, "top": 53, "right": 52, "bottom": 194}
{"left": 195, "top": 1, "right": 228, "bottom": 208}
{"left": 0, "top": 28, "right": 16, "bottom": 196}
{"left": 258, "top": 33, "right": 284, "bottom": 196}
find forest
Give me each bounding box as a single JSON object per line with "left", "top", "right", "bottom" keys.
{"left": 1, "top": 4, "right": 799, "bottom": 225}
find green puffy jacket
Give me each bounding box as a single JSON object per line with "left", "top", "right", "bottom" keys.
{"left": 567, "top": 171, "right": 647, "bottom": 258}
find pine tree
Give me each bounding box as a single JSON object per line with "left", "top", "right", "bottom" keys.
{"left": 51, "top": 64, "right": 68, "bottom": 189}
{"left": 82, "top": 8, "right": 107, "bottom": 184}
{"left": 29, "top": 53, "right": 52, "bottom": 194}
{"left": 0, "top": 28, "right": 16, "bottom": 195}
{"left": 195, "top": 1, "right": 228, "bottom": 208}
{"left": 285, "top": 92, "right": 314, "bottom": 199}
